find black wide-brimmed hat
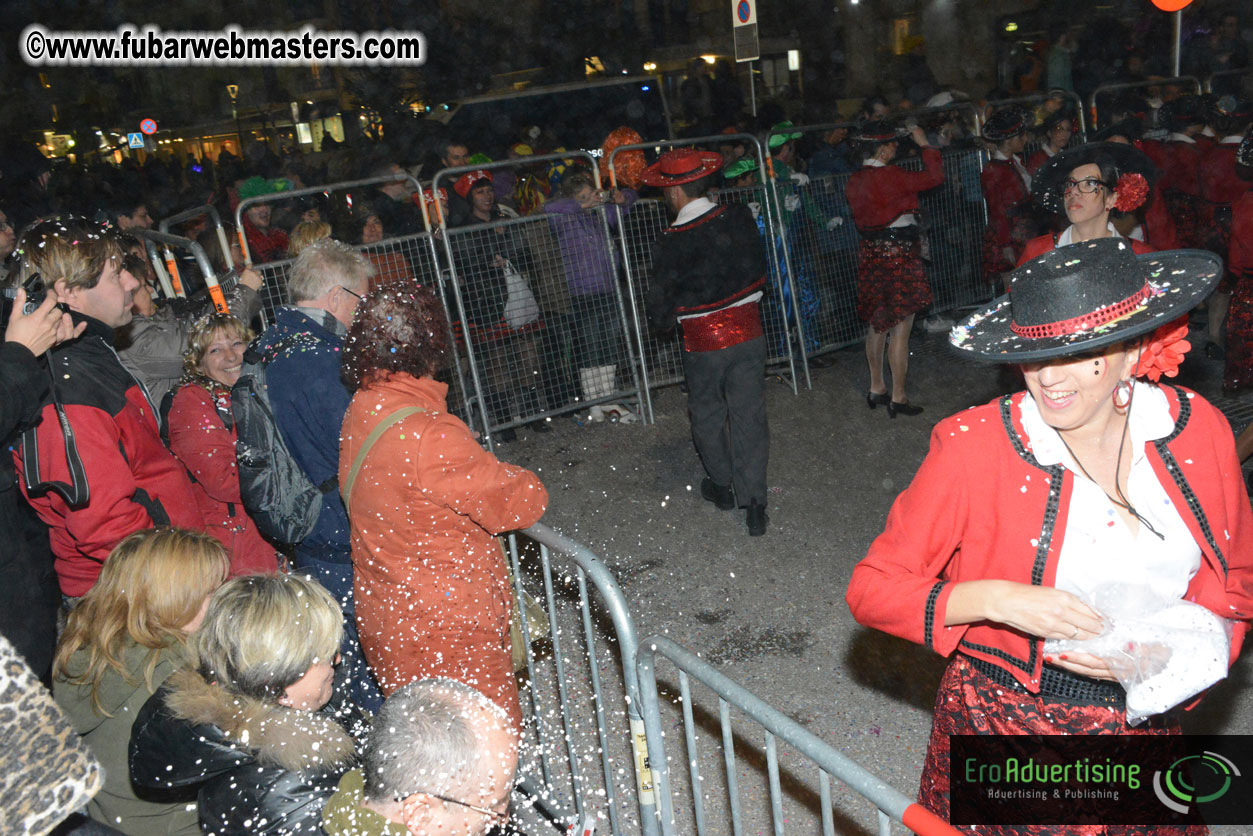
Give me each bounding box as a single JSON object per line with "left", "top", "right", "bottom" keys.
{"left": 1030, "top": 141, "right": 1158, "bottom": 214}
{"left": 1091, "top": 117, "right": 1143, "bottom": 143}
{"left": 949, "top": 238, "right": 1221, "bottom": 363}
{"left": 982, "top": 105, "right": 1030, "bottom": 142}
{"left": 852, "top": 120, "right": 900, "bottom": 144}
{"left": 1158, "top": 95, "right": 1206, "bottom": 132}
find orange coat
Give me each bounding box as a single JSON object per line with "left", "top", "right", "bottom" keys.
{"left": 338, "top": 372, "right": 547, "bottom": 728}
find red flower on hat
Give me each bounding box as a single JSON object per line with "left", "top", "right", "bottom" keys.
{"left": 1113, "top": 172, "right": 1149, "bottom": 212}
{"left": 1138, "top": 318, "right": 1190, "bottom": 382}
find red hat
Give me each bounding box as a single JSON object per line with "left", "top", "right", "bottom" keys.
{"left": 638, "top": 149, "right": 724, "bottom": 187}
{"left": 453, "top": 170, "right": 492, "bottom": 198}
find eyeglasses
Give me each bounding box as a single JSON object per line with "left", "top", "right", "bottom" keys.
{"left": 407, "top": 791, "right": 509, "bottom": 824}
{"left": 339, "top": 285, "right": 363, "bottom": 301}
{"left": 1062, "top": 177, "right": 1109, "bottom": 195}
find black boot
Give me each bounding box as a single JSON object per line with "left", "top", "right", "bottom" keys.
{"left": 486, "top": 393, "right": 517, "bottom": 443}
{"left": 700, "top": 478, "right": 735, "bottom": 510}
{"left": 746, "top": 500, "right": 768, "bottom": 536}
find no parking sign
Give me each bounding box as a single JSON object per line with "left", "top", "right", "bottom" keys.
{"left": 732, "top": 0, "right": 759, "bottom": 62}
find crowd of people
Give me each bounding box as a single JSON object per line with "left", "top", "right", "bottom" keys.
{"left": 1, "top": 39, "right": 1253, "bottom": 835}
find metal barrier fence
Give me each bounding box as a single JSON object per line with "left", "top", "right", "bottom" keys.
{"left": 131, "top": 227, "right": 231, "bottom": 314}
{"left": 609, "top": 133, "right": 805, "bottom": 396}
{"left": 433, "top": 154, "right": 649, "bottom": 445}
{"left": 507, "top": 523, "right": 657, "bottom": 836}
{"left": 1089, "top": 76, "right": 1202, "bottom": 130}
{"left": 1204, "top": 68, "right": 1253, "bottom": 96}
{"left": 636, "top": 635, "right": 963, "bottom": 836}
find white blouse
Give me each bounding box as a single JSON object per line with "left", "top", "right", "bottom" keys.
{"left": 1020, "top": 384, "right": 1202, "bottom": 602}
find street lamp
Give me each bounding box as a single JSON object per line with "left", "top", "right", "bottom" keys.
{"left": 226, "top": 84, "right": 242, "bottom": 155}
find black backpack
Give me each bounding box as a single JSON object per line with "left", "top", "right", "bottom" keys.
{"left": 230, "top": 335, "right": 337, "bottom": 544}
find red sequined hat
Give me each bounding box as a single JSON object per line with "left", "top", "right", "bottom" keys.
{"left": 638, "top": 149, "right": 724, "bottom": 187}
{"left": 453, "top": 170, "right": 492, "bottom": 198}
{"left": 950, "top": 238, "right": 1221, "bottom": 363}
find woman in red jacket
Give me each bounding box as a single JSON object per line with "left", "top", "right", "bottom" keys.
{"left": 979, "top": 106, "right": 1036, "bottom": 287}
{"left": 167, "top": 314, "right": 280, "bottom": 576}
{"left": 848, "top": 240, "right": 1253, "bottom": 833}
{"left": 1018, "top": 141, "right": 1157, "bottom": 264}
{"left": 845, "top": 122, "right": 944, "bottom": 417}
{"left": 338, "top": 280, "right": 548, "bottom": 730}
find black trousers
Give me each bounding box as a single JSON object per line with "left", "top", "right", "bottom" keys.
{"left": 681, "top": 336, "right": 769, "bottom": 506}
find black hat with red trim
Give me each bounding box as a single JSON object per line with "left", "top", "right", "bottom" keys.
{"left": 981, "top": 105, "right": 1030, "bottom": 142}
{"left": 949, "top": 238, "right": 1221, "bottom": 362}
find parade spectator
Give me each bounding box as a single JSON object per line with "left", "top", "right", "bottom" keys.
{"left": 544, "top": 169, "right": 638, "bottom": 422}
{"left": 0, "top": 207, "right": 16, "bottom": 262}
{"left": 338, "top": 281, "right": 548, "bottom": 730}
{"left": 848, "top": 240, "right": 1253, "bottom": 827}
{"left": 284, "top": 220, "right": 330, "bottom": 259}
{"left": 322, "top": 679, "right": 518, "bottom": 836}
{"left": 103, "top": 195, "right": 154, "bottom": 231}
{"left": 0, "top": 141, "right": 55, "bottom": 230}
{"left": 13, "top": 219, "right": 203, "bottom": 599}
{"left": 368, "top": 160, "right": 422, "bottom": 238}
{"left": 1019, "top": 141, "right": 1157, "bottom": 263}
{"left": 357, "top": 210, "right": 414, "bottom": 286}
{"left": 807, "top": 127, "right": 856, "bottom": 179}
{"left": 643, "top": 150, "right": 771, "bottom": 536}
{"left": 238, "top": 176, "right": 291, "bottom": 263}
{"left": 129, "top": 573, "right": 368, "bottom": 836}
{"left": 979, "top": 106, "right": 1035, "bottom": 286}
{"left": 253, "top": 238, "right": 381, "bottom": 710}
{"left": 167, "top": 313, "right": 281, "bottom": 576}
{"left": 0, "top": 282, "right": 83, "bottom": 678}
{"left": 845, "top": 122, "right": 944, "bottom": 418}
{"left": 117, "top": 234, "right": 264, "bottom": 407}
{"left": 53, "top": 528, "right": 228, "bottom": 836}
{"left": 680, "top": 58, "right": 715, "bottom": 136}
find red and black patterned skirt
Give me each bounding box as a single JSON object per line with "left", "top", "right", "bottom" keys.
{"left": 1224, "top": 270, "right": 1253, "bottom": 392}
{"left": 856, "top": 237, "right": 932, "bottom": 334}
{"left": 918, "top": 655, "right": 1206, "bottom": 836}
{"left": 1162, "top": 191, "right": 1202, "bottom": 250}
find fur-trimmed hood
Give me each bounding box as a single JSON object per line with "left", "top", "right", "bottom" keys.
{"left": 161, "top": 668, "right": 357, "bottom": 774}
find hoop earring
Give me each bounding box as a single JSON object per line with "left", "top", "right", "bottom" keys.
{"left": 1112, "top": 378, "right": 1133, "bottom": 411}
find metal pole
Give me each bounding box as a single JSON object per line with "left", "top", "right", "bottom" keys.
{"left": 749, "top": 60, "right": 758, "bottom": 118}
{"left": 1172, "top": 10, "right": 1182, "bottom": 78}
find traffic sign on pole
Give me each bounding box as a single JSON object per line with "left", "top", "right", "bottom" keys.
{"left": 128, "top": 133, "right": 144, "bottom": 149}
{"left": 732, "top": 0, "right": 759, "bottom": 62}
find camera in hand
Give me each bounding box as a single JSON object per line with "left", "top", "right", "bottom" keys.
{"left": 1, "top": 272, "right": 61, "bottom": 325}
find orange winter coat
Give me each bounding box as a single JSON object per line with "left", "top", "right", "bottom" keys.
{"left": 338, "top": 372, "right": 547, "bottom": 728}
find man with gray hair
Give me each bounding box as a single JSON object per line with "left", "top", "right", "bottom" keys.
{"left": 322, "top": 678, "right": 518, "bottom": 836}
{"left": 253, "top": 237, "right": 380, "bottom": 709}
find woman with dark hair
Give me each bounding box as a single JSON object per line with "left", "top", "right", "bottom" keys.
{"left": 337, "top": 281, "right": 548, "bottom": 731}
{"left": 848, "top": 239, "right": 1253, "bottom": 833}
{"left": 845, "top": 121, "right": 944, "bottom": 417}
{"left": 1025, "top": 110, "right": 1075, "bottom": 174}
{"left": 1018, "top": 141, "right": 1158, "bottom": 263}
{"left": 980, "top": 106, "right": 1036, "bottom": 285}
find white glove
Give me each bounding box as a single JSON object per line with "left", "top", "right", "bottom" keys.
{"left": 783, "top": 194, "right": 801, "bottom": 212}
{"left": 826, "top": 216, "right": 845, "bottom": 230}
{"left": 747, "top": 201, "right": 762, "bottom": 220}
{"left": 789, "top": 171, "right": 810, "bottom": 187}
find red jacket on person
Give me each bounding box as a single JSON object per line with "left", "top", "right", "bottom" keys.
{"left": 167, "top": 383, "right": 280, "bottom": 577}
{"left": 242, "top": 216, "right": 290, "bottom": 264}
{"left": 15, "top": 316, "right": 204, "bottom": 597}
{"left": 1231, "top": 191, "right": 1253, "bottom": 279}
{"left": 1142, "top": 138, "right": 1203, "bottom": 197}
{"left": 1200, "top": 140, "right": 1248, "bottom": 207}
{"left": 845, "top": 147, "right": 944, "bottom": 229}
{"left": 980, "top": 157, "right": 1032, "bottom": 253}
{"left": 846, "top": 387, "right": 1253, "bottom": 697}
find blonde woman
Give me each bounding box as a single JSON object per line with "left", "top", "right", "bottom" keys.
{"left": 167, "top": 312, "right": 280, "bottom": 575}
{"left": 129, "top": 573, "right": 367, "bottom": 836}
{"left": 53, "top": 528, "right": 229, "bottom": 836}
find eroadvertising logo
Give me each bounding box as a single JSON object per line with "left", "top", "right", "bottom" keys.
{"left": 950, "top": 735, "right": 1250, "bottom": 826}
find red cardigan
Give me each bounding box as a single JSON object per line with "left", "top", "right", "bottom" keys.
{"left": 980, "top": 158, "right": 1031, "bottom": 251}
{"left": 845, "top": 148, "right": 944, "bottom": 230}
{"left": 846, "top": 387, "right": 1253, "bottom": 696}
{"left": 1017, "top": 231, "right": 1154, "bottom": 266}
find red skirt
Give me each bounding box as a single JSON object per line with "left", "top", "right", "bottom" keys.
{"left": 1224, "top": 271, "right": 1253, "bottom": 392}
{"left": 856, "top": 238, "right": 932, "bottom": 333}
{"left": 919, "top": 655, "right": 1206, "bottom": 836}
{"left": 1163, "top": 191, "right": 1202, "bottom": 250}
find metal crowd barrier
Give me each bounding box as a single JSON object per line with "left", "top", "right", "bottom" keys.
{"left": 1204, "top": 68, "right": 1253, "bottom": 96}
{"left": 432, "top": 154, "right": 648, "bottom": 446}
{"left": 131, "top": 227, "right": 230, "bottom": 313}
{"left": 1089, "top": 76, "right": 1202, "bottom": 130}
{"left": 636, "top": 636, "right": 963, "bottom": 836}
{"left": 609, "top": 133, "right": 805, "bottom": 396}
{"left": 507, "top": 523, "right": 658, "bottom": 836}
{"left": 980, "top": 91, "right": 1087, "bottom": 140}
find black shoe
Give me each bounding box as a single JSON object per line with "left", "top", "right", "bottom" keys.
{"left": 700, "top": 478, "right": 735, "bottom": 511}
{"left": 887, "top": 400, "right": 923, "bottom": 419}
{"left": 746, "top": 500, "right": 768, "bottom": 536}
{"left": 808, "top": 354, "right": 835, "bottom": 369}
{"left": 493, "top": 427, "right": 518, "bottom": 444}
{"left": 867, "top": 391, "right": 890, "bottom": 410}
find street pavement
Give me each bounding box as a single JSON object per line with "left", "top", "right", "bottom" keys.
{"left": 503, "top": 324, "right": 1253, "bottom": 836}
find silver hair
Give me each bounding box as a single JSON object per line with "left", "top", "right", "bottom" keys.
{"left": 287, "top": 237, "right": 374, "bottom": 304}
{"left": 362, "top": 678, "right": 509, "bottom": 803}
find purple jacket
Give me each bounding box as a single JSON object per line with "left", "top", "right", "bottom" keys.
{"left": 543, "top": 189, "right": 637, "bottom": 296}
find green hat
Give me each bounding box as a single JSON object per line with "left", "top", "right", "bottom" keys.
{"left": 768, "top": 121, "right": 802, "bottom": 149}
{"left": 722, "top": 157, "right": 759, "bottom": 180}
{"left": 238, "top": 176, "right": 281, "bottom": 201}
{"left": 467, "top": 152, "right": 493, "bottom": 165}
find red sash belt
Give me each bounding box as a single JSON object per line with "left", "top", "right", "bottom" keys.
{"left": 680, "top": 302, "right": 763, "bottom": 352}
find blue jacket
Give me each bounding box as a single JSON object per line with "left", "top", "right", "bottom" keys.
{"left": 256, "top": 307, "right": 351, "bottom": 564}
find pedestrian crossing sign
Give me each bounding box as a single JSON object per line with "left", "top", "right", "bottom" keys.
{"left": 128, "top": 133, "right": 144, "bottom": 149}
